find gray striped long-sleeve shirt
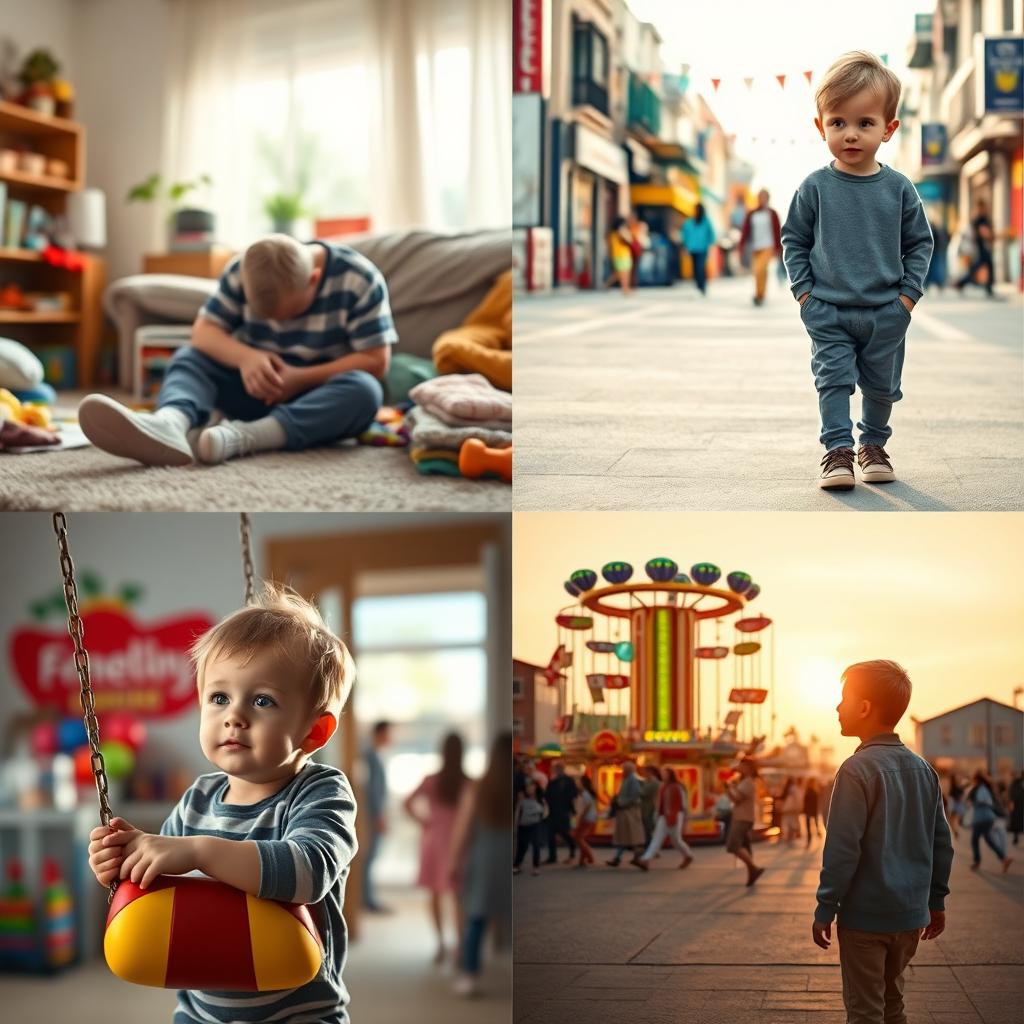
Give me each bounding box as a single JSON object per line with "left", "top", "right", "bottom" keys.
{"left": 160, "top": 761, "right": 358, "bottom": 1024}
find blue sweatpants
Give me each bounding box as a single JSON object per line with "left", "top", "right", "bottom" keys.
{"left": 157, "top": 346, "right": 382, "bottom": 450}
{"left": 801, "top": 296, "right": 910, "bottom": 451}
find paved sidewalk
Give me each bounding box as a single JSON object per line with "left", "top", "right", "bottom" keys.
{"left": 513, "top": 277, "right": 1024, "bottom": 511}
{"left": 513, "top": 831, "right": 1024, "bottom": 1023}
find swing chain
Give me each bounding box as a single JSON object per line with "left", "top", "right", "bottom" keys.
{"left": 239, "top": 512, "right": 255, "bottom": 605}
{"left": 52, "top": 513, "right": 118, "bottom": 904}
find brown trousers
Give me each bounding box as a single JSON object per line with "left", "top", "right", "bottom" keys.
{"left": 752, "top": 247, "right": 773, "bottom": 299}
{"left": 837, "top": 926, "right": 921, "bottom": 1024}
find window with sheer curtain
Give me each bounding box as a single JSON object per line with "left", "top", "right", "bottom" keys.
{"left": 160, "top": 0, "right": 510, "bottom": 248}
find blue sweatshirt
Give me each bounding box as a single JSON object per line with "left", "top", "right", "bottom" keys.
{"left": 816, "top": 733, "right": 953, "bottom": 932}
{"left": 781, "top": 161, "right": 934, "bottom": 307}
{"left": 161, "top": 761, "right": 358, "bottom": 1024}
{"left": 682, "top": 217, "right": 716, "bottom": 253}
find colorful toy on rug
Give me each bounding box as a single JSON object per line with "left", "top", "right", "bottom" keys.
{"left": 459, "top": 438, "right": 512, "bottom": 483}
{"left": 357, "top": 405, "right": 410, "bottom": 447}
{"left": 0, "top": 387, "right": 53, "bottom": 428}
{"left": 410, "top": 448, "right": 461, "bottom": 476}
{"left": 432, "top": 269, "right": 511, "bottom": 391}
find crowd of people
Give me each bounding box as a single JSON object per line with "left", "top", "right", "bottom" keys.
{"left": 512, "top": 752, "right": 1024, "bottom": 883}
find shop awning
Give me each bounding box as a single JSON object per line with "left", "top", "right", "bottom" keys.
{"left": 630, "top": 183, "right": 699, "bottom": 216}
{"left": 649, "top": 141, "right": 702, "bottom": 176}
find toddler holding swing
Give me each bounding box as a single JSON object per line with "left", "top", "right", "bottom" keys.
{"left": 87, "top": 583, "right": 359, "bottom": 1024}
{"left": 79, "top": 233, "right": 396, "bottom": 466}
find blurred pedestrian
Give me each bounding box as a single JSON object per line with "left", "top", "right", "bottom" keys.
{"left": 403, "top": 731, "right": 469, "bottom": 964}
{"left": 543, "top": 761, "right": 578, "bottom": 864}
{"left": 513, "top": 779, "right": 546, "bottom": 876}
{"left": 714, "top": 788, "right": 733, "bottom": 840}
{"left": 966, "top": 770, "right": 1013, "bottom": 872}
{"left": 738, "top": 189, "right": 782, "bottom": 306}
{"left": 639, "top": 765, "right": 661, "bottom": 848}
{"left": 813, "top": 660, "right": 953, "bottom": 1024}
{"left": 1009, "top": 771, "right": 1024, "bottom": 846}
{"left": 924, "top": 217, "right": 948, "bottom": 293}
{"left": 513, "top": 755, "right": 529, "bottom": 799}
{"left": 628, "top": 213, "right": 649, "bottom": 289}
{"left": 681, "top": 203, "right": 716, "bottom": 295}
{"left": 724, "top": 759, "right": 764, "bottom": 886}
{"left": 804, "top": 777, "right": 822, "bottom": 846}
{"left": 947, "top": 774, "right": 966, "bottom": 839}
{"left": 605, "top": 217, "right": 634, "bottom": 295}
{"left": 362, "top": 719, "right": 392, "bottom": 913}
{"left": 780, "top": 776, "right": 804, "bottom": 843}
{"left": 954, "top": 198, "right": 996, "bottom": 297}
{"left": 573, "top": 773, "right": 599, "bottom": 868}
{"left": 637, "top": 766, "right": 694, "bottom": 870}
{"left": 451, "top": 732, "right": 512, "bottom": 998}
{"left": 607, "top": 761, "right": 645, "bottom": 867}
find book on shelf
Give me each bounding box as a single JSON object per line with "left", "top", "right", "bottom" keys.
{"left": 4, "top": 197, "right": 26, "bottom": 249}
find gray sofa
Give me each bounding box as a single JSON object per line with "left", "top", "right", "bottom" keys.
{"left": 105, "top": 228, "right": 513, "bottom": 390}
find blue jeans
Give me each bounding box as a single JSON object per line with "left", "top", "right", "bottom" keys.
{"left": 801, "top": 296, "right": 910, "bottom": 450}
{"left": 362, "top": 827, "right": 383, "bottom": 909}
{"left": 690, "top": 250, "right": 707, "bottom": 293}
{"left": 971, "top": 818, "right": 1006, "bottom": 864}
{"left": 461, "top": 915, "right": 487, "bottom": 975}
{"left": 157, "top": 345, "right": 382, "bottom": 450}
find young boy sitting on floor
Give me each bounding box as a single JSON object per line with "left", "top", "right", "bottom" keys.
{"left": 79, "top": 234, "right": 397, "bottom": 465}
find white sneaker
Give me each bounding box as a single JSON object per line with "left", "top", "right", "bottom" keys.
{"left": 818, "top": 447, "right": 855, "bottom": 490}
{"left": 452, "top": 973, "right": 479, "bottom": 997}
{"left": 78, "top": 394, "right": 194, "bottom": 466}
{"left": 196, "top": 421, "right": 258, "bottom": 464}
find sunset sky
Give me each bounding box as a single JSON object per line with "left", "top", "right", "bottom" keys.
{"left": 514, "top": 513, "right": 1024, "bottom": 760}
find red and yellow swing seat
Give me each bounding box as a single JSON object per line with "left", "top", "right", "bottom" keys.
{"left": 104, "top": 875, "right": 322, "bottom": 991}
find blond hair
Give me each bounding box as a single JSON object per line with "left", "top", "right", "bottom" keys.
{"left": 842, "top": 660, "right": 912, "bottom": 727}
{"left": 815, "top": 51, "right": 903, "bottom": 124}
{"left": 240, "top": 234, "right": 314, "bottom": 319}
{"left": 191, "top": 581, "right": 354, "bottom": 720}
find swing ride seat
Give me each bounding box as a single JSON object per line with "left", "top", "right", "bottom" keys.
{"left": 53, "top": 512, "right": 324, "bottom": 993}
{"left": 105, "top": 875, "right": 323, "bottom": 991}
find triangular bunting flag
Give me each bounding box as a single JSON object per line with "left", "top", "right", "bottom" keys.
{"left": 743, "top": 77, "right": 754, "bottom": 91}
{"left": 711, "top": 78, "right": 721, "bottom": 92}
{"left": 804, "top": 70, "right": 813, "bottom": 85}
{"left": 776, "top": 74, "right": 786, "bottom": 89}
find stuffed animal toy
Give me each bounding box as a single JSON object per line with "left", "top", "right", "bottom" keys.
{"left": 432, "top": 270, "right": 511, "bottom": 391}
{"left": 0, "top": 387, "right": 52, "bottom": 428}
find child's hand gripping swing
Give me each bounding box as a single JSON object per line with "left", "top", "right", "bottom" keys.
{"left": 55, "top": 512, "right": 323, "bottom": 991}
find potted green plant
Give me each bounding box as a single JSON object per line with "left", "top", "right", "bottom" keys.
{"left": 263, "top": 192, "right": 306, "bottom": 235}
{"left": 127, "top": 172, "right": 216, "bottom": 247}
{"left": 18, "top": 49, "right": 60, "bottom": 116}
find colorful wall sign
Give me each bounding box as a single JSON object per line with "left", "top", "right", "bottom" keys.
{"left": 8, "top": 580, "right": 215, "bottom": 717}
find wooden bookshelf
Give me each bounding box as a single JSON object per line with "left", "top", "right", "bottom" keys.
{"left": 0, "top": 310, "right": 81, "bottom": 323}
{"left": 0, "top": 100, "right": 104, "bottom": 386}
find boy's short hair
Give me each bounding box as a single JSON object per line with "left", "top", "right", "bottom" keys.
{"left": 815, "top": 51, "right": 903, "bottom": 125}
{"left": 191, "top": 581, "right": 355, "bottom": 720}
{"left": 240, "top": 234, "right": 315, "bottom": 319}
{"left": 842, "top": 659, "right": 912, "bottom": 727}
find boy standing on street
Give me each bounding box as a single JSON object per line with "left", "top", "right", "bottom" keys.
{"left": 813, "top": 660, "right": 954, "bottom": 1024}
{"left": 782, "top": 51, "right": 933, "bottom": 491}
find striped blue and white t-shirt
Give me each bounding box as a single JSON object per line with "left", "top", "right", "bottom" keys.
{"left": 160, "top": 761, "right": 358, "bottom": 1024}
{"left": 199, "top": 241, "right": 399, "bottom": 364}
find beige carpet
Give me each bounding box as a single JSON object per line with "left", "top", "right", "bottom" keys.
{"left": 0, "top": 393, "right": 511, "bottom": 512}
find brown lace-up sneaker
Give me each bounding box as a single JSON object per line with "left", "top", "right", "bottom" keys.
{"left": 858, "top": 444, "right": 895, "bottom": 483}
{"left": 819, "top": 446, "right": 855, "bottom": 490}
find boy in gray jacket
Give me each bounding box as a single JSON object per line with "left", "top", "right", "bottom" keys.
{"left": 781, "top": 51, "right": 933, "bottom": 491}
{"left": 813, "top": 660, "right": 954, "bottom": 1024}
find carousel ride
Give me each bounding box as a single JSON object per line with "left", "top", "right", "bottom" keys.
{"left": 541, "top": 557, "right": 776, "bottom": 843}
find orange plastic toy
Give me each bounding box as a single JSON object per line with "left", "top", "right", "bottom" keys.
{"left": 459, "top": 438, "right": 512, "bottom": 482}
